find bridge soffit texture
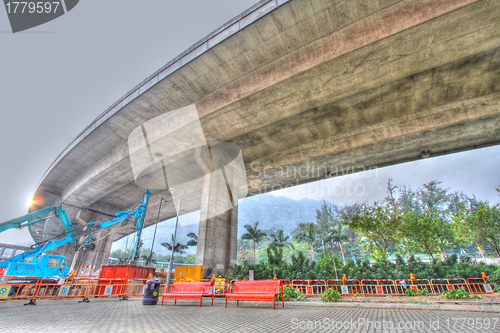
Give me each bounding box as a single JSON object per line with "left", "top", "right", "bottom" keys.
{"left": 30, "top": 0, "right": 500, "bottom": 244}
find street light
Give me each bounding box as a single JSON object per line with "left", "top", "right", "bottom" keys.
{"left": 166, "top": 188, "right": 181, "bottom": 289}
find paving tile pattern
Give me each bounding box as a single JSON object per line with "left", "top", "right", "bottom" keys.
{"left": 1, "top": 298, "right": 499, "bottom": 332}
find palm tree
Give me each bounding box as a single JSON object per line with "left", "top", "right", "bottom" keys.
{"left": 161, "top": 234, "right": 189, "bottom": 259}
{"left": 292, "top": 222, "right": 319, "bottom": 260}
{"left": 141, "top": 252, "right": 156, "bottom": 266}
{"left": 187, "top": 232, "right": 198, "bottom": 247}
{"left": 241, "top": 222, "right": 267, "bottom": 264}
{"left": 326, "top": 225, "right": 350, "bottom": 264}
{"left": 269, "top": 229, "right": 294, "bottom": 249}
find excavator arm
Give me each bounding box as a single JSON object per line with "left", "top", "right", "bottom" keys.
{"left": 0, "top": 206, "right": 75, "bottom": 236}
{"left": 0, "top": 190, "right": 151, "bottom": 269}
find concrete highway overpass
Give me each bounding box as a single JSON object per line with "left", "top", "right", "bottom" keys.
{"left": 28, "top": 0, "right": 500, "bottom": 272}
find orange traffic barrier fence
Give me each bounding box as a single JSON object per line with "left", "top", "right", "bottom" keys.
{"left": 93, "top": 278, "right": 128, "bottom": 298}
{"left": 326, "top": 279, "right": 363, "bottom": 295}
{"left": 35, "top": 277, "right": 92, "bottom": 300}
{"left": 395, "top": 279, "right": 433, "bottom": 294}
{"left": 447, "top": 278, "right": 470, "bottom": 292}
{"left": 291, "top": 280, "right": 326, "bottom": 295}
{"left": 0, "top": 276, "right": 40, "bottom": 302}
{"left": 430, "top": 279, "right": 455, "bottom": 294}
{"left": 157, "top": 278, "right": 167, "bottom": 294}
{"left": 467, "top": 278, "right": 494, "bottom": 294}
{"left": 124, "top": 278, "right": 148, "bottom": 297}
{"left": 291, "top": 279, "right": 308, "bottom": 294}
{"left": 1, "top": 275, "right": 495, "bottom": 304}
{"left": 361, "top": 279, "right": 399, "bottom": 295}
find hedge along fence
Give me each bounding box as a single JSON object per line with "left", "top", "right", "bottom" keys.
{"left": 223, "top": 252, "right": 500, "bottom": 283}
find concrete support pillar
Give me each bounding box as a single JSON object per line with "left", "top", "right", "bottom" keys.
{"left": 195, "top": 170, "right": 238, "bottom": 273}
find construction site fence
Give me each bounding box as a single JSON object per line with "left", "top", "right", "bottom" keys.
{"left": 0, "top": 277, "right": 495, "bottom": 302}
{"left": 285, "top": 278, "right": 495, "bottom": 296}
{"left": 0, "top": 276, "right": 166, "bottom": 302}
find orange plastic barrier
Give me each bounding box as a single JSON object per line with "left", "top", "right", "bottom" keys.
{"left": 467, "top": 278, "right": 494, "bottom": 294}
{"left": 395, "top": 279, "right": 433, "bottom": 294}
{"left": 361, "top": 279, "right": 399, "bottom": 295}
{"left": 326, "top": 279, "right": 362, "bottom": 295}
{"left": 93, "top": 278, "right": 128, "bottom": 297}
{"left": 35, "top": 277, "right": 92, "bottom": 299}
{"left": 430, "top": 279, "right": 455, "bottom": 294}
{"left": 291, "top": 280, "right": 326, "bottom": 295}
{"left": 0, "top": 276, "right": 40, "bottom": 302}
{"left": 447, "top": 278, "right": 471, "bottom": 292}
{"left": 124, "top": 278, "right": 148, "bottom": 297}
{"left": 212, "top": 277, "right": 229, "bottom": 296}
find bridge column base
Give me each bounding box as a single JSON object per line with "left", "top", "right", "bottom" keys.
{"left": 195, "top": 205, "right": 238, "bottom": 274}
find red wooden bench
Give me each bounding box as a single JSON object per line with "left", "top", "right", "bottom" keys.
{"left": 225, "top": 280, "right": 284, "bottom": 309}
{"left": 162, "top": 281, "right": 214, "bottom": 307}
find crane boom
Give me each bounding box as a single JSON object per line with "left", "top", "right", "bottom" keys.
{"left": 0, "top": 190, "right": 151, "bottom": 273}
{"left": 0, "top": 205, "right": 75, "bottom": 241}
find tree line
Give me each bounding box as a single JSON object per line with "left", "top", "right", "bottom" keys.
{"left": 239, "top": 180, "right": 500, "bottom": 265}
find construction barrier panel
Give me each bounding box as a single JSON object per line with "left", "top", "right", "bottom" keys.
{"left": 430, "top": 279, "right": 455, "bottom": 294}
{"left": 395, "top": 279, "right": 433, "bottom": 294}
{"left": 92, "top": 278, "right": 128, "bottom": 297}
{"left": 213, "top": 277, "right": 229, "bottom": 296}
{"left": 0, "top": 276, "right": 40, "bottom": 301}
{"left": 361, "top": 279, "right": 399, "bottom": 295}
{"left": 291, "top": 279, "right": 309, "bottom": 295}
{"left": 326, "top": 279, "right": 362, "bottom": 295}
{"left": 447, "top": 278, "right": 471, "bottom": 293}
{"left": 467, "top": 278, "right": 494, "bottom": 294}
{"left": 291, "top": 280, "right": 326, "bottom": 295}
{"left": 124, "top": 278, "right": 148, "bottom": 297}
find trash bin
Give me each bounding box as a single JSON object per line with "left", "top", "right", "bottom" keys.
{"left": 143, "top": 278, "right": 161, "bottom": 305}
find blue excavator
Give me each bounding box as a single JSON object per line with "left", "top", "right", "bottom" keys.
{"left": 0, "top": 190, "right": 151, "bottom": 281}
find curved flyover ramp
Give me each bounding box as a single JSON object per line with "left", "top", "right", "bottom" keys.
{"left": 29, "top": 0, "right": 500, "bottom": 271}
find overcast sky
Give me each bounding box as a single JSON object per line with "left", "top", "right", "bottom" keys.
{"left": 1, "top": 0, "right": 499, "bottom": 246}
{"left": 0, "top": 0, "right": 260, "bottom": 244}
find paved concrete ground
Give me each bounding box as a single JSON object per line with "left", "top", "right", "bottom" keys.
{"left": 1, "top": 298, "right": 500, "bottom": 332}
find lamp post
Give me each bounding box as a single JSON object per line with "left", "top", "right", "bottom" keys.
{"left": 166, "top": 188, "right": 181, "bottom": 289}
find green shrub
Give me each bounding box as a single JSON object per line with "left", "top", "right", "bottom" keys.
{"left": 417, "top": 288, "right": 429, "bottom": 296}
{"left": 489, "top": 267, "right": 500, "bottom": 291}
{"left": 322, "top": 288, "right": 343, "bottom": 302}
{"left": 405, "top": 288, "right": 417, "bottom": 296}
{"left": 275, "top": 286, "right": 302, "bottom": 301}
{"left": 442, "top": 287, "right": 470, "bottom": 300}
